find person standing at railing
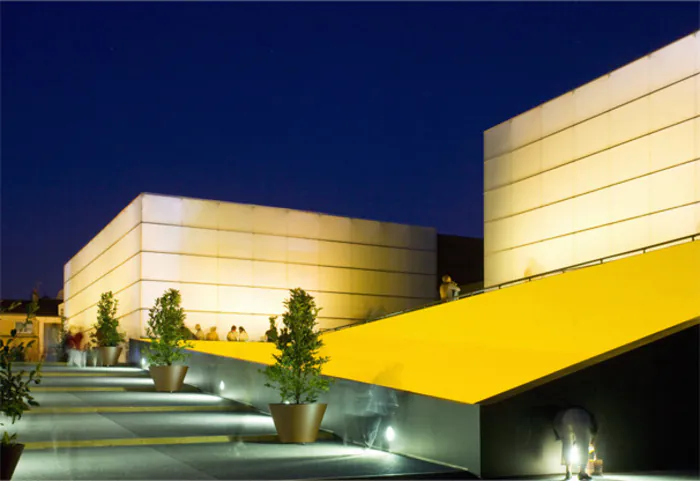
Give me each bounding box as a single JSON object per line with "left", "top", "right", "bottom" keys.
{"left": 439, "top": 275, "right": 461, "bottom": 302}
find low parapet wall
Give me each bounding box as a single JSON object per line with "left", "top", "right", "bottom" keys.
{"left": 129, "top": 340, "right": 481, "bottom": 477}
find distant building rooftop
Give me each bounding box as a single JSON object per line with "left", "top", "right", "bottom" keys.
{"left": 1, "top": 298, "right": 62, "bottom": 317}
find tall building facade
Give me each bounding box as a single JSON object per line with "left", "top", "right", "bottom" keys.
{"left": 484, "top": 31, "right": 700, "bottom": 287}
{"left": 63, "top": 193, "right": 437, "bottom": 340}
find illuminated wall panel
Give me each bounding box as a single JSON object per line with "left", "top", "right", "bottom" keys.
{"left": 252, "top": 261, "right": 288, "bottom": 289}
{"left": 649, "top": 161, "right": 698, "bottom": 212}
{"left": 252, "top": 205, "right": 288, "bottom": 236}
{"left": 318, "top": 214, "right": 352, "bottom": 243}
{"left": 510, "top": 108, "right": 542, "bottom": 151}
{"left": 182, "top": 198, "right": 218, "bottom": 230}
{"left": 384, "top": 223, "right": 412, "bottom": 249}
{"left": 540, "top": 164, "right": 574, "bottom": 207}
{"left": 572, "top": 227, "right": 610, "bottom": 266}
{"left": 66, "top": 193, "right": 437, "bottom": 338}
{"left": 65, "top": 195, "right": 142, "bottom": 281}
{"left": 351, "top": 218, "right": 384, "bottom": 245}
{"left": 484, "top": 31, "right": 700, "bottom": 286}
{"left": 511, "top": 142, "right": 542, "bottom": 183}
{"left": 65, "top": 225, "right": 142, "bottom": 300}
{"left": 218, "top": 258, "right": 254, "bottom": 286}
{"left": 142, "top": 194, "right": 182, "bottom": 226}
{"left": 319, "top": 240, "right": 352, "bottom": 267}
{"left": 484, "top": 185, "right": 511, "bottom": 221}
{"left": 287, "top": 237, "right": 320, "bottom": 264}
{"left": 541, "top": 128, "right": 575, "bottom": 171}
{"left": 574, "top": 75, "right": 611, "bottom": 123}
{"left": 287, "top": 210, "right": 321, "bottom": 239}
{"left": 649, "top": 77, "right": 696, "bottom": 132}
{"left": 218, "top": 230, "right": 253, "bottom": 259}
{"left": 119, "top": 311, "right": 142, "bottom": 345}
{"left": 218, "top": 202, "right": 254, "bottom": 232}
{"left": 484, "top": 153, "right": 512, "bottom": 190}
{"left": 511, "top": 176, "right": 541, "bottom": 213}
{"left": 649, "top": 33, "right": 699, "bottom": 91}
{"left": 609, "top": 136, "right": 650, "bottom": 185}
{"left": 574, "top": 109, "right": 612, "bottom": 160}
{"left": 252, "top": 234, "right": 287, "bottom": 263}
{"left": 608, "top": 57, "right": 649, "bottom": 109}
{"left": 541, "top": 92, "right": 574, "bottom": 138}
{"left": 409, "top": 226, "right": 438, "bottom": 251}
{"left": 287, "top": 264, "right": 319, "bottom": 292}
{"left": 483, "top": 121, "right": 512, "bottom": 161}
{"left": 319, "top": 266, "right": 353, "bottom": 293}
{"left": 609, "top": 176, "right": 650, "bottom": 222}
{"left": 407, "top": 249, "right": 438, "bottom": 275}
{"left": 64, "top": 254, "right": 141, "bottom": 329}
{"left": 607, "top": 215, "right": 650, "bottom": 255}
{"left": 609, "top": 96, "right": 650, "bottom": 147}
{"left": 649, "top": 119, "right": 696, "bottom": 172}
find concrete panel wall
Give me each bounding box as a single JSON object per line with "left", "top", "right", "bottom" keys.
{"left": 136, "top": 193, "right": 437, "bottom": 339}
{"left": 484, "top": 31, "right": 700, "bottom": 286}
{"left": 63, "top": 195, "right": 143, "bottom": 341}
{"left": 65, "top": 193, "right": 437, "bottom": 340}
{"left": 129, "top": 340, "right": 481, "bottom": 477}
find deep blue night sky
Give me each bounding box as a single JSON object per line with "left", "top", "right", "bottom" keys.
{"left": 1, "top": 2, "right": 698, "bottom": 299}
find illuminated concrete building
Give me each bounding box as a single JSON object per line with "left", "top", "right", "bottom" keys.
{"left": 484, "top": 31, "right": 700, "bottom": 287}
{"left": 63, "top": 193, "right": 438, "bottom": 341}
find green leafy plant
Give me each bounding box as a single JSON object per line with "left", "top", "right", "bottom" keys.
{"left": 144, "top": 289, "right": 192, "bottom": 366}
{"left": 0, "top": 330, "right": 42, "bottom": 446}
{"left": 262, "top": 288, "right": 330, "bottom": 404}
{"left": 24, "top": 298, "right": 39, "bottom": 326}
{"left": 91, "top": 291, "right": 126, "bottom": 347}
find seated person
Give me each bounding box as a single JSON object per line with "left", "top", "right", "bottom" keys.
{"left": 194, "top": 324, "right": 205, "bottom": 340}
{"left": 226, "top": 325, "right": 238, "bottom": 342}
{"left": 238, "top": 327, "right": 249, "bottom": 342}
{"left": 205, "top": 326, "right": 219, "bottom": 341}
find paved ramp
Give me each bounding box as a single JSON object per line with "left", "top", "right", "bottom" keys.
{"left": 9, "top": 365, "right": 460, "bottom": 480}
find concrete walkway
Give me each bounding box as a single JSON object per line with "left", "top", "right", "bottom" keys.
{"left": 9, "top": 364, "right": 460, "bottom": 480}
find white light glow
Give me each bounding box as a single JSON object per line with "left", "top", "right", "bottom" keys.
{"left": 385, "top": 426, "right": 396, "bottom": 442}
{"left": 219, "top": 381, "right": 225, "bottom": 390}
{"left": 570, "top": 446, "right": 580, "bottom": 464}
{"left": 140, "top": 358, "right": 148, "bottom": 369}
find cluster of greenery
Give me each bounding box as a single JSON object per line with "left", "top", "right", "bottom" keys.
{"left": 25, "top": 298, "right": 39, "bottom": 327}
{"left": 145, "top": 289, "right": 192, "bottom": 366}
{"left": 262, "top": 288, "right": 330, "bottom": 404}
{"left": 0, "top": 302, "right": 42, "bottom": 447}
{"left": 91, "top": 291, "right": 126, "bottom": 348}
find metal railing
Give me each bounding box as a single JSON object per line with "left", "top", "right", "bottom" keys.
{"left": 322, "top": 232, "right": 700, "bottom": 334}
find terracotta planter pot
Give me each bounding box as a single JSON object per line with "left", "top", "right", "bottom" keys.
{"left": 1, "top": 443, "right": 24, "bottom": 480}
{"left": 149, "top": 365, "right": 188, "bottom": 392}
{"left": 98, "top": 346, "right": 122, "bottom": 367}
{"left": 269, "top": 403, "right": 327, "bottom": 443}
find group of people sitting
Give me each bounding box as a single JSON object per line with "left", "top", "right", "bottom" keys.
{"left": 192, "top": 324, "right": 249, "bottom": 342}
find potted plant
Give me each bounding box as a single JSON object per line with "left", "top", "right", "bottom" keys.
{"left": 91, "top": 292, "right": 126, "bottom": 367}
{"left": 144, "top": 289, "right": 192, "bottom": 392}
{"left": 1, "top": 329, "right": 42, "bottom": 480}
{"left": 262, "top": 288, "right": 331, "bottom": 443}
